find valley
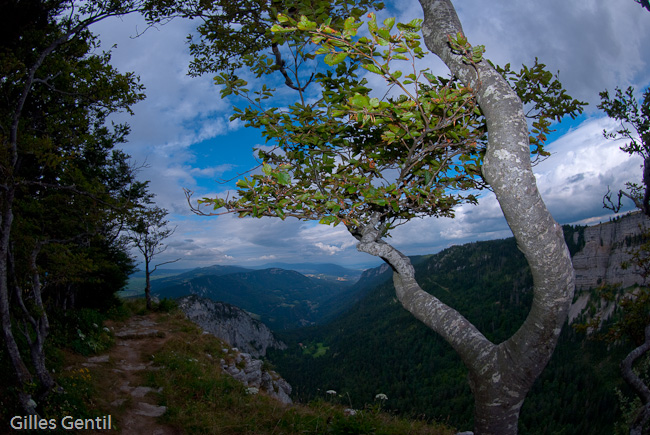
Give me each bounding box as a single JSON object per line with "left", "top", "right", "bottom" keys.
{"left": 119, "top": 212, "right": 650, "bottom": 434}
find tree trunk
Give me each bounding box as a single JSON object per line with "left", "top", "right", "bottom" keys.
{"left": 145, "top": 257, "right": 152, "bottom": 310}
{"left": 27, "top": 244, "right": 55, "bottom": 395}
{"left": 0, "top": 189, "right": 38, "bottom": 414}
{"left": 417, "top": 0, "right": 575, "bottom": 431}
{"left": 355, "top": 1, "right": 575, "bottom": 433}
{"left": 621, "top": 324, "right": 650, "bottom": 434}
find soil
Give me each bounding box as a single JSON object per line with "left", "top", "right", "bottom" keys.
{"left": 76, "top": 314, "right": 182, "bottom": 434}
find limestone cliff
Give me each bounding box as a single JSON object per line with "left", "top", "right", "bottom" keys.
{"left": 572, "top": 212, "right": 650, "bottom": 291}
{"left": 177, "top": 294, "right": 287, "bottom": 357}
{"left": 569, "top": 212, "right": 650, "bottom": 324}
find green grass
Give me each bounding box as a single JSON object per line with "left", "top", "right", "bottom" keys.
{"left": 1, "top": 299, "right": 456, "bottom": 434}
{"left": 142, "top": 307, "right": 456, "bottom": 434}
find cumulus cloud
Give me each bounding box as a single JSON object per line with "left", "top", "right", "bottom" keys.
{"left": 95, "top": 2, "right": 650, "bottom": 270}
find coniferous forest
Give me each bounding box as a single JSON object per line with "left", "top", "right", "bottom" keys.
{"left": 268, "top": 230, "right": 632, "bottom": 434}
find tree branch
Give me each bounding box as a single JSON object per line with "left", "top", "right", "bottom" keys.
{"left": 622, "top": 324, "right": 650, "bottom": 434}
{"left": 353, "top": 213, "right": 494, "bottom": 370}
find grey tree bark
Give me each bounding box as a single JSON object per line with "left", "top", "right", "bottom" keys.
{"left": 355, "top": 1, "right": 575, "bottom": 433}
{"left": 621, "top": 325, "right": 650, "bottom": 435}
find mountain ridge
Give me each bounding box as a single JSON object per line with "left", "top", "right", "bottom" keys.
{"left": 267, "top": 213, "right": 650, "bottom": 433}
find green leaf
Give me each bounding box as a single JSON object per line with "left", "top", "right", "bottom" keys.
{"left": 362, "top": 64, "right": 382, "bottom": 74}
{"left": 368, "top": 13, "right": 378, "bottom": 33}
{"left": 297, "top": 15, "right": 317, "bottom": 31}
{"left": 377, "top": 28, "right": 391, "bottom": 41}
{"left": 275, "top": 172, "right": 291, "bottom": 185}
{"left": 343, "top": 16, "right": 358, "bottom": 34}
{"left": 349, "top": 93, "right": 370, "bottom": 108}
{"left": 319, "top": 215, "right": 338, "bottom": 225}
{"left": 324, "top": 52, "right": 348, "bottom": 66}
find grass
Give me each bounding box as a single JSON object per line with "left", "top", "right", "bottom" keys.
{"left": 139, "top": 303, "right": 455, "bottom": 434}
{"left": 1, "top": 299, "right": 456, "bottom": 434}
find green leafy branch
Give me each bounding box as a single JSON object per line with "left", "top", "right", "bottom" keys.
{"left": 189, "top": 13, "right": 585, "bottom": 238}
{"left": 187, "top": 14, "right": 486, "bottom": 234}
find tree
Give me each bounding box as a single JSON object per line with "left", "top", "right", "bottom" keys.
{"left": 180, "top": 1, "right": 583, "bottom": 433}
{"left": 598, "top": 86, "right": 650, "bottom": 434}
{"left": 1, "top": 0, "right": 148, "bottom": 413}
{"left": 128, "top": 206, "right": 178, "bottom": 310}
{"left": 634, "top": 0, "right": 650, "bottom": 13}
{"left": 600, "top": 87, "right": 650, "bottom": 217}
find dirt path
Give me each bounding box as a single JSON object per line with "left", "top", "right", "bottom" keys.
{"left": 79, "top": 314, "right": 181, "bottom": 434}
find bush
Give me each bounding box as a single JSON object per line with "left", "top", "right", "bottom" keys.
{"left": 156, "top": 298, "right": 178, "bottom": 313}
{"left": 48, "top": 308, "right": 114, "bottom": 356}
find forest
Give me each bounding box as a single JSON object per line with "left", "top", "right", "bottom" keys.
{"left": 268, "top": 229, "right": 629, "bottom": 434}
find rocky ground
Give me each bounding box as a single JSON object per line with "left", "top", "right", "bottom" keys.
{"left": 75, "top": 314, "right": 181, "bottom": 434}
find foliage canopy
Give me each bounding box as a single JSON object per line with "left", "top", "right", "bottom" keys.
{"left": 188, "top": 13, "right": 585, "bottom": 238}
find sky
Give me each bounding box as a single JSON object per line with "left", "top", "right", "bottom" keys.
{"left": 91, "top": 0, "right": 650, "bottom": 270}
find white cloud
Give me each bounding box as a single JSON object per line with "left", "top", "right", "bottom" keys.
{"left": 95, "top": 2, "right": 650, "bottom": 270}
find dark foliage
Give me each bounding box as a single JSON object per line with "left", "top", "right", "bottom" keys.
{"left": 270, "top": 232, "right": 628, "bottom": 433}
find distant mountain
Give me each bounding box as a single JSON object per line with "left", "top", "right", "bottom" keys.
{"left": 153, "top": 268, "right": 361, "bottom": 330}
{"left": 149, "top": 264, "right": 252, "bottom": 290}
{"left": 128, "top": 268, "right": 195, "bottom": 278}
{"left": 251, "top": 263, "right": 364, "bottom": 284}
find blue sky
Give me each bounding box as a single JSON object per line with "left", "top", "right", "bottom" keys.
{"left": 92, "top": 0, "right": 650, "bottom": 270}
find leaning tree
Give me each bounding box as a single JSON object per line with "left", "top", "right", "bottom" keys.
{"left": 180, "top": 0, "right": 584, "bottom": 433}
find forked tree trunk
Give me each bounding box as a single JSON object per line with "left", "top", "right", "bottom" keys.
{"left": 355, "top": 1, "right": 576, "bottom": 434}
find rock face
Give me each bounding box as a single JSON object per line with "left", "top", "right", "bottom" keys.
{"left": 177, "top": 294, "right": 286, "bottom": 357}
{"left": 177, "top": 294, "right": 293, "bottom": 404}
{"left": 572, "top": 212, "right": 650, "bottom": 291}
{"left": 220, "top": 348, "right": 292, "bottom": 404}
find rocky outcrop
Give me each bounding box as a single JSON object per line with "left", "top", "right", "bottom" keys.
{"left": 177, "top": 295, "right": 286, "bottom": 357}
{"left": 178, "top": 294, "right": 293, "bottom": 404}
{"left": 220, "top": 348, "right": 292, "bottom": 404}
{"left": 572, "top": 212, "right": 650, "bottom": 291}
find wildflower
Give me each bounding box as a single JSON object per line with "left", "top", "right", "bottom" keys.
{"left": 375, "top": 393, "right": 388, "bottom": 401}
{"left": 326, "top": 390, "right": 337, "bottom": 396}
{"left": 246, "top": 387, "right": 259, "bottom": 395}
{"left": 343, "top": 408, "right": 357, "bottom": 416}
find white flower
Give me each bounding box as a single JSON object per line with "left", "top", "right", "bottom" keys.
{"left": 246, "top": 387, "right": 259, "bottom": 395}
{"left": 326, "top": 390, "right": 337, "bottom": 395}
{"left": 343, "top": 408, "right": 357, "bottom": 416}
{"left": 375, "top": 393, "right": 388, "bottom": 401}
